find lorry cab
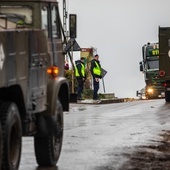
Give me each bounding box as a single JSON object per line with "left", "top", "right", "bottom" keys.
{"left": 137, "top": 42, "right": 164, "bottom": 99}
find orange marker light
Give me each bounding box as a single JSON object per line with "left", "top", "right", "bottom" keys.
{"left": 53, "top": 67, "right": 59, "bottom": 74}
{"left": 47, "top": 66, "right": 59, "bottom": 78}
{"left": 47, "top": 68, "right": 52, "bottom": 74}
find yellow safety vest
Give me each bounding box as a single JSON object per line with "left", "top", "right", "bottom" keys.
{"left": 75, "top": 63, "right": 85, "bottom": 77}
{"left": 93, "top": 61, "right": 101, "bottom": 76}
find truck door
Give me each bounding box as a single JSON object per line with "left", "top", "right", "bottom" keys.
{"left": 28, "top": 30, "right": 48, "bottom": 113}
{"left": 41, "top": 4, "right": 64, "bottom": 76}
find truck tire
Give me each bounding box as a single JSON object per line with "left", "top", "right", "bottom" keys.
{"left": 165, "top": 91, "right": 170, "bottom": 102}
{"left": 0, "top": 102, "right": 22, "bottom": 170}
{"left": 34, "top": 100, "right": 63, "bottom": 166}
{"left": 0, "top": 121, "right": 2, "bottom": 170}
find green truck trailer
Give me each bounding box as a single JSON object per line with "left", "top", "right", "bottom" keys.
{"left": 137, "top": 42, "right": 164, "bottom": 99}
{"left": 159, "top": 27, "right": 170, "bottom": 102}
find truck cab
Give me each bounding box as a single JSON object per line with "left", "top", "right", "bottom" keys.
{"left": 0, "top": 0, "right": 70, "bottom": 169}
{"left": 137, "top": 42, "right": 164, "bottom": 99}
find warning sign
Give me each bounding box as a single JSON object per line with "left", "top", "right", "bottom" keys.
{"left": 101, "top": 68, "right": 107, "bottom": 78}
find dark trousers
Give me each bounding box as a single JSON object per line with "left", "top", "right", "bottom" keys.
{"left": 93, "top": 79, "right": 99, "bottom": 99}
{"left": 76, "top": 78, "right": 84, "bottom": 99}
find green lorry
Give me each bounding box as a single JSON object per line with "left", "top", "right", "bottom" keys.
{"left": 137, "top": 42, "right": 164, "bottom": 99}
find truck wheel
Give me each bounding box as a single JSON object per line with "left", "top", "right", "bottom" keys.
{"left": 0, "top": 121, "right": 2, "bottom": 170}
{"left": 34, "top": 100, "right": 63, "bottom": 166}
{"left": 0, "top": 102, "right": 22, "bottom": 170}
{"left": 165, "top": 91, "right": 170, "bottom": 102}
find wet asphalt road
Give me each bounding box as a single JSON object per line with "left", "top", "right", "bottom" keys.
{"left": 20, "top": 99, "right": 170, "bottom": 170}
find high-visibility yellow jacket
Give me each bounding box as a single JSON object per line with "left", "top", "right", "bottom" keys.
{"left": 90, "top": 60, "right": 102, "bottom": 78}
{"left": 93, "top": 61, "right": 101, "bottom": 76}
{"left": 75, "top": 62, "right": 85, "bottom": 78}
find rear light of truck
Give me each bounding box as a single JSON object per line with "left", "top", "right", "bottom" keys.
{"left": 163, "top": 83, "right": 167, "bottom": 87}
{"left": 159, "top": 70, "right": 165, "bottom": 77}
{"left": 163, "top": 82, "right": 170, "bottom": 87}
{"left": 47, "top": 66, "right": 59, "bottom": 78}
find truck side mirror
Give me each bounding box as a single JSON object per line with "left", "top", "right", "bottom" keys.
{"left": 136, "top": 90, "right": 141, "bottom": 96}
{"left": 139, "top": 61, "right": 143, "bottom": 72}
{"left": 69, "top": 14, "right": 77, "bottom": 38}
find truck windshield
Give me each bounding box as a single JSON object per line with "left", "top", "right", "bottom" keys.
{"left": 51, "top": 6, "right": 61, "bottom": 38}
{"left": 146, "top": 46, "right": 159, "bottom": 70}
{"left": 147, "top": 60, "right": 159, "bottom": 69}
{"left": 41, "top": 5, "right": 61, "bottom": 39}
{"left": 0, "top": 5, "right": 32, "bottom": 24}
{"left": 41, "top": 6, "right": 48, "bottom": 31}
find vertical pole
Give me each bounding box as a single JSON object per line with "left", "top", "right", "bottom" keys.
{"left": 63, "top": 0, "right": 69, "bottom": 62}
{"left": 71, "top": 39, "right": 74, "bottom": 93}
{"left": 63, "top": 0, "right": 67, "bottom": 37}
{"left": 102, "top": 78, "right": 106, "bottom": 93}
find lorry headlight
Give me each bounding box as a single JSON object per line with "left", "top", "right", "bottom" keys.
{"left": 147, "top": 88, "right": 154, "bottom": 94}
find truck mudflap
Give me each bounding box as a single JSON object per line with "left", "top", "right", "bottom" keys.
{"left": 46, "top": 77, "right": 69, "bottom": 115}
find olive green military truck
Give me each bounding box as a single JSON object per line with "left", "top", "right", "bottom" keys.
{"left": 0, "top": 0, "right": 70, "bottom": 169}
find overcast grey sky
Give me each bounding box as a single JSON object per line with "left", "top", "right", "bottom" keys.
{"left": 58, "top": 0, "right": 170, "bottom": 98}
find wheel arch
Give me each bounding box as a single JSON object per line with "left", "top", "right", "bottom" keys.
{"left": 47, "top": 77, "right": 69, "bottom": 115}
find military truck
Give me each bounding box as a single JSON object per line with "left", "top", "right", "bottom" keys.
{"left": 159, "top": 27, "right": 170, "bottom": 102}
{"left": 0, "top": 0, "right": 70, "bottom": 169}
{"left": 137, "top": 42, "right": 164, "bottom": 99}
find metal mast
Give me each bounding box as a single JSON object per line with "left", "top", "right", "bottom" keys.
{"left": 63, "top": 0, "right": 68, "bottom": 38}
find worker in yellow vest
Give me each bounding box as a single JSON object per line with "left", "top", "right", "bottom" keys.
{"left": 90, "top": 54, "right": 102, "bottom": 100}
{"left": 75, "top": 57, "right": 86, "bottom": 100}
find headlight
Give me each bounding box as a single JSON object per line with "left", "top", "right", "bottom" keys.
{"left": 147, "top": 88, "right": 154, "bottom": 94}
{"left": 141, "top": 95, "right": 147, "bottom": 100}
